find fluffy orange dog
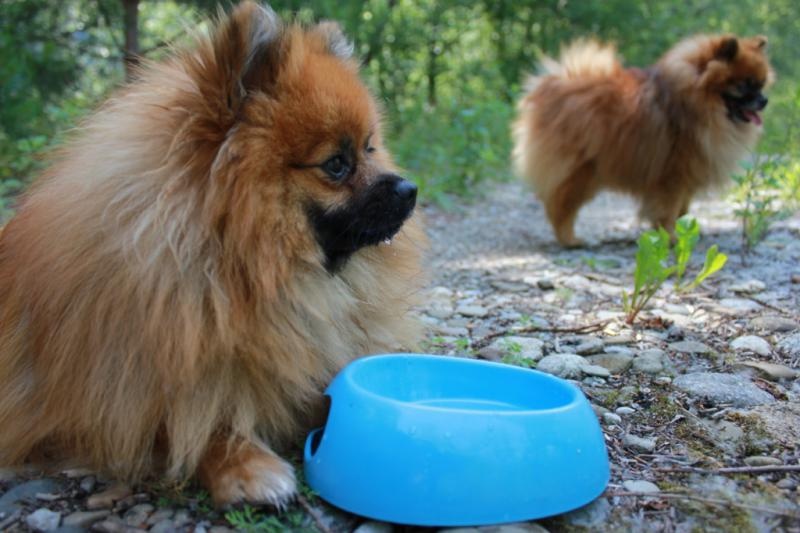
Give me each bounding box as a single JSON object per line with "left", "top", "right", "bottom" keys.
{"left": 0, "top": 2, "right": 424, "bottom": 507}
{"left": 513, "top": 34, "right": 773, "bottom": 246}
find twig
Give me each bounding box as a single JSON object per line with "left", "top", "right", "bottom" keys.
{"left": 742, "top": 295, "right": 793, "bottom": 316}
{"left": 297, "top": 494, "right": 332, "bottom": 533}
{"left": 608, "top": 490, "right": 800, "bottom": 519}
{"left": 0, "top": 510, "right": 21, "bottom": 530}
{"left": 480, "top": 320, "right": 611, "bottom": 343}
{"left": 656, "top": 464, "right": 800, "bottom": 475}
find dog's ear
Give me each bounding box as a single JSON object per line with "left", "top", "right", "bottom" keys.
{"left": 752, "top": 35, "right": 768, "bottom": 51}
{"left": 192, "top": 1, "right": 284, "bottom": 116}
{"left": 312, "top": 20, "right": 354, "bottom": 60}
{"left": 714, "top": 36, "right": 739, "bottom": 62}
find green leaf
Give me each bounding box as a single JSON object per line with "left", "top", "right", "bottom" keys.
{"left": 689, "top": 245, "right": 728, "bottom": 289}
{"left": 674, "top": 216, "right": 700, "bottom": 281}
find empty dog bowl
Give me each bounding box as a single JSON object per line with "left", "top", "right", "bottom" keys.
{"left": 303, "top": 354, "right": 609, "bottom": 526}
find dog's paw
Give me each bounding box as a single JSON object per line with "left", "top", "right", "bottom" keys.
{"left": 203, "top": 443, "right": 297, "bottom": 509}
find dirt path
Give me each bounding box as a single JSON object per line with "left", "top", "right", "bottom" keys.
{"left": 1, "top": 181, "right": 799, "bottom": 532}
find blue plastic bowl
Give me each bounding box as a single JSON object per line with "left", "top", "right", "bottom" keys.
{"left": 303, "top": 354, "right": 609, "bottom": 526}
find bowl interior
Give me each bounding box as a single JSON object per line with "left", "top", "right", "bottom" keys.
{"left": 347, "top": 354, "right": 577, "bottom": 412}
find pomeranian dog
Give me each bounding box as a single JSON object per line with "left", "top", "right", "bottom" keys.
{"left": 0, "top": 1, "right": 425, "bottom": 507}
{"left": 513, "top": 34, "right": 774, "bottom": 246}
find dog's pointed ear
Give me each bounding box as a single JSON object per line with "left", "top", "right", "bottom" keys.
{"left": 312, "top": 20, "right": 354, "bottom": 60}
{"left": 200, "top": 1, "right": 284, "bottom": 114}
{"left": 714, "top": 36, "right": 739, "bottom": 62}
{"left": 752, "top": 35, "right": 768, "bottom": 51}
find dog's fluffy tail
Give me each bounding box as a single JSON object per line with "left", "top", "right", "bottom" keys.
{"left": 524, "top": 39, "right": 620, "bottom": 93}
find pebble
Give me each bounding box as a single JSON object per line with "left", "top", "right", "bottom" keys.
{"left": 455, "top": 305, "right": 488, "bottom": 318}
{"left": 354, "top": 521, "right": 394, "bottom": 533}
{"left": 743, "top": 455, "right": 783, "bottom": 467}
{"left": 173, "top": 509, "right": 192, "bottom": 527}
{"left": 669, "top": 340, "right": 712, "bottom": 355}
{"left": 622, "top": 480, "right": 660, "bottom": 493}
{"left": 564, "top": 497, "right": 611, "bottom": 527}
{"left": 123, "top": 503, "right": 154, "bottom": 528}
{"left": 146, "top": 509, "right": 174, "bottom": 525}
{"left": 575, "top": 337, "right": 605, "bottom": 355}
{"left": 604, "top": 332, "right": 635, "bottom": 345}
{"left": 442, "top": 523, "right": 550, "bottom": 533}
{"left": 581, "top": 364, "right": 611, "bottom": 378}
{"left": 150, "top": 519, "right": 179, "bottom": 533}
{"left": 209, "top": 527, "right": 236, "bottom": 533}
{"left": 537, "top": 279, "right": 555, "bottom": 290}
{"left": 718, "top": 298, "right": 763, "bottom": 313}
{"left": 673, "top": 372, "right": 775, "bottom": 407}
{"left": 632, "top": 349, "right": 666, "bottom": 374}
{"left": 730, "top": 335, "right": 771, "bottom": 356}
{"left": 586, "top": 353, "right": 633, "bottom": 374}
{"left": 777, "top": 332, "right": 800, "bottom": 357}
{"left": 536, "top": 353, "right": 587, "bottom": 379}
{"left": 730, "top": 279, "right": 766, "bottom": 294}
{"left": 62, "top": 510, "right": 111, "bottom": 528}
{"left": 750, "top": 316, "right": 799, "bottom": 333}
{"left": 776, "top": 478, "right": 796, "bottom": 490}
{"left": 86, "top": 484, "right": 132, "bottom": 510}
{"left": 602, "top": 412, "right": 622, "bottom": 425}
{"left": 0, "top": 479, "right": 61, "bottom": 518}
{"left": 622, "top": 433, "right": 657, "bottom": 452}
{"left": 736, "top": 361, "right": 798, "bottom": 381}
{"left": 25, "top": 508, "right": 61, "bottom": 531}
{"left": 615, "top": 406, "right": 636, "bottom": 415}
{"left": 487, "top": 336, "right": 544, "bottom": 361}
{"left": 79, "top": 476, "right": 96, "bottom": 494}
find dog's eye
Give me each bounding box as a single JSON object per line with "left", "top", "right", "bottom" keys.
{"left": 322, "top": 155, "right": 350, "bottom": 180}
{"left": 365, "top": 144, "right": 376, "bottom": 154}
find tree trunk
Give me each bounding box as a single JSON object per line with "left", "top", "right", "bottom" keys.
{"left": 122, "top": 0, "right": 140, "bottom": 81}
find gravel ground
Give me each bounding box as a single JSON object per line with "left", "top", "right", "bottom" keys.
{"left": 2, "top": 180, "right": 800, "bottom": 532}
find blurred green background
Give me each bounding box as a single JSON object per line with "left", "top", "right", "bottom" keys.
{"left": 2, "top": 0, "right": 799, "bottom": 214}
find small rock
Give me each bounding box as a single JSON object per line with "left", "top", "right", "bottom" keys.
{"left": 123, "top": 503, "right": 154, "bottom": 528}
{"left": 354, "top": 521, "right": 394, "bottom": 533}
{"left": 0, "top": 468, "right": 16, "bottom": 483}
{"left": 0, "top": 479, "right": 61, "bottom": 518}
{"left": 63, "top": 510, "right": 111, "bottom": 528}
{"left": 622, "top": 433, "right": 657, "bottom": 452}
{"left": 209, "top": 527, "right": 236, "bottom": 533}
{"left": 575, "top": 337, "right": 605, "bottom": 355}
{"left": 622, "top": 480, "right": 660, "bottom": 493}
{"left": 736, "top": 361, "right": 798, "bottom": 381}
{"left": 777, "top": 333, "right": 800, "bottom": 357}
{"left": 150, "top": 520, "right": 178, "bottom": 533}
{"left": 730, "top": 279, "right": 766, "bottom": 294}
{"left": 615, "top": 406, "right": 636, "bottom": 415}
{"left": 585, "top": 353, "right": 633, "bottom": 374}
{"left": 632, "top": 349, "right": 666, "bottom": 374}
{"left": 490, "top": 280, "right": 530, "bottom": 293}
{"left": 564, "top": 497, "right": 611, "bottom": 527}
{"left": 455, "top": 305, "right": 488, "bottom": 318}
{"left": 173, "top": 509, "right": 192, "bottom": 527}
{"left": 654, "top": 376, "right": 672, "bottom": 385}
{"left": 427, "top": 305, "right": 454, "bottom": 320}
{"left": 536, "top": 353, "right": 586, "bottom": 379}
{"left": 25, "top": 509, "right": 61, "bottom": 531}
{"left": 750, "top": 316, "right": 799, "bottom": 333}
{"left": 581, "top": 364, "right": 610, "bottom": 378}
{"left": 80, "top": 476, "right": 96, "bottom": 494}
{"left": 86, "top": 484, "right": 132, "bottom": 510}
{"left": 730, "top": 335, "right": 771, "bottom": 356}
{"left": 488, "top": 336, "right": 545, "bottom": 362}
{"left": 442, "top": 523, "right": 550, "bottom": 533}
{"left": 743, "top": 455, "right": 783, "bottom": 467}
{"left": 602, "top": 412, "right": 622, "bottom": 425}
{"left": 673, "top": 372, "right": 775, "bottom": 407}
{"left": 537, "top": 279, "right": 555, "bottom": 290}
{"left": 146, "top": 509, "right": 174, "bottom": 526}
{"left": 776, "top": 478, "right": 796, "bottom": 490}
{"left": 718, "top": 298, "right": 763, "bottom": 313}
{"left": 669, "top": 341, "right": 712, "bottom": 355}
{"left": 91, "top": 516, "right": 126, "bottom": 533}
{"left": 605, "top": 332, "right": 635, "bottom": 345}
{"left": 194, "top": 526, "right": 208, "bottom": 533}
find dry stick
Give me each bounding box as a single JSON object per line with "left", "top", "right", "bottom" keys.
{"left": 608, "top": 491, "right": 800, "bottom": 519}
{"left": 656, "top": 464, "right": 800, "bottom": 475}
{"left": 481, "top": 320, "right": 611, "bottom": 344}
{"left": 743, "top": 295, "right": 792, "bottom": 316}
{"left": 297, "top": 494, "right": 333, "bottom": 533}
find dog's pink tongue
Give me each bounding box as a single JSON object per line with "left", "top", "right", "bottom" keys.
{"left": 744, "top": 110, "right": 763, "bottom": 126}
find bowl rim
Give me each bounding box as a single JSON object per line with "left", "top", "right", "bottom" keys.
{"left": 336, "top": 353, "right": 583, "bottom": 416}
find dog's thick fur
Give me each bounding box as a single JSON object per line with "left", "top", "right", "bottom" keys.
{"left": 0, "top": 2, "right": 424, "bottom": 506}
{"left": 513, "top": 34, "right": 774, "bottom": 246}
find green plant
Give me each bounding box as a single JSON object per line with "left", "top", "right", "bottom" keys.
{"left": 225, "top": 504, "right": 313, "bottom": 533}
{"left": 622, "top": 217, "right": 727, "bottom": 323}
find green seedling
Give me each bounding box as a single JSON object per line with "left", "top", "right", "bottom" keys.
{"left": 622, "top": 217, "right": 727, "bottom": 323}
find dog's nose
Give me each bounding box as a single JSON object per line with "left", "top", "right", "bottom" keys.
{"left": 756, "top": 94, "right": 768, "bottom": 110}
{"left": 393, "top": 179, "right": 418, "bottom": 203}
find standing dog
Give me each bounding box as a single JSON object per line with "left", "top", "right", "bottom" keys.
{"left": 0, "top": 2, "right": 424, "bottom": 507}
{"left": 513, "top": 34, "right": 773, "bottom": 246}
